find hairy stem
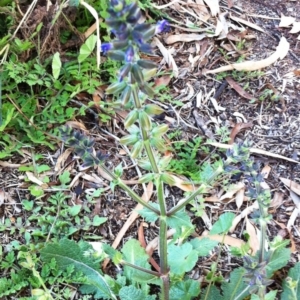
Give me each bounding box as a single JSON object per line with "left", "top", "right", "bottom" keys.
{"left": 100, "top": 163, "right": 160, "bottom": 214}
{"left": 121, "top": 260, "right": 160, "bottom": 277}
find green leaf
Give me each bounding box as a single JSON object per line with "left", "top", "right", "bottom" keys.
{"left": 40, "top": 239, "right": 116, "bottom": 299}
{"left": 69, "top": 205, "right": 82, "bottom": 216}
{"left": 52, "top": 52, "right": 62, "bottom": 80}
{"left": 78, "top": 35, "right": 97, "bottom": 63}
{"left": 200, "top": 285, "right": 221, "bottom": 300}
{"left": 28, "top": 185, "right": 44, "bottom": 197}
{"left": 210, "top": 212, "right": 235, "bottom": 235}
{"left": 251, "top": 290, "right": 277, "bottom": 300}
{"left": 190, "top": 238, "right": 218, "bottom": 257}
{"left": 281, "top": 262, "right": 300, "bottom": 300}
{"left": 170, "top": 279, "right": 200, "bottom": 300}
{"left": 168, "top": 243, "right": 198, "bottom": 275}
{"left": 167, "top": 209, "right": 194, "bottom": 234}
{"left": 266, "top": 248, "right": 290, "bottom": 278}
{"left": 121, "top": 239, "right": 158, "bottom": 284}
{"left": 119, "top": 286, "right": 144, "bottom": 300}
{"left": 59, "top": 171, "right": 71, "bottom": 185}
{"left": 138, "top": 202, "right": 159, "bottom": 223}
{"left": 22, "top": 200, "right": 34, "bottom": 211}
{"left": 93, "top": 216, "right": 107, "bottom": 226}
{"left": 221, "top": 267, "right": 248, "bottom": 300}
{"left": 0, "top": 103, "right": 14, "bottom": 132}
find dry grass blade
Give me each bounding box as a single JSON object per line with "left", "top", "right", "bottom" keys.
{"left": 207, "top": 141, "right": 300, "bottom": 164}
{"left": 203, "top": 0, "right": 220, "bottom": 16}
{"left": 230, "top": 15, "right": 265, "bottom": 33}
{"left": 280, "top": 177, "right": 300, "bottom": 196}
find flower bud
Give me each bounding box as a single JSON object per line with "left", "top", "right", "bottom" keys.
{"left": 140, "top": 83, "right": 155, "bottom": 97}
{"left": 120, "top": 134, "right": 139, "bottom": 146}
{"left": 160, "top": 173, "right": 176, "bottom": 185}
{"left": 150, "top": 137, "right": 166, "bottom": 152}
{"left": 107, "top": 50, "right": 125, "bottom": 61}
{"left": 126, "top": 2, "right": 141, "bottom": 24}
{"left": 144, "top": 104, "right": 164, "bottom": 115}
{"left": 152, "top": 124, "right": 169, "bottom": 137}
{"left": 143, "top": 68, "right": 157, "bottom": 81}
{"left": 139, "top": 173, "right": 155, "bottom": 184}
{"left": 134, "top": 24, "right": 156, "bottom": 42}
{"left": 131, "top": 140, "right": 144, "bottom": 158}
{"left": 106, "top": 81, "right": 127, "bottom": 94}
{"left": 137, "top": 59, "right": 157, "bottom": 69}
{"left": 132, "top": 64, "right": 144, "bottom": 84}
{"left": 138, "top": 158, "right": 152, "bottom": 171}
{"left": 118, "top": 63, "right": 132, "bottom": 81}
{"left": 112, "top": 40, "right": 129, "bottom": 50}
{"left": 124, "top": 109, "right": 139, "bottom": 128}
{"left": 139, "top": 111, "right": 152, "bottom": 131}
{"left": 120, "top": 85, "right": 132, "bottom": 105}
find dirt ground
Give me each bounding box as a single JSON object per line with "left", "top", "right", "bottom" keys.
{"left": 1, "top": 0, "right": 300, "bottom": 297}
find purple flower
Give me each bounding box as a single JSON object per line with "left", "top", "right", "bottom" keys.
{"left": 155, "top": 20, "right": 170, "bottom": 34}
{"left": 101, "top": 43, "right": 113, "bottom": 54}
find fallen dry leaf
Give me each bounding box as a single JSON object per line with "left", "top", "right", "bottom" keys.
{"left": 194, "top": 0, "right": 210, "bottom": 22}
{"left": 229, "top": 14, "right": 265, "bottom": 33}
{"left": 219, "top": 182, "right": 245, "bottom": 201}
{"left": 230, "top": 201, "right": 259, "bottom": 232}
{"left": 203, "top": 0, "right": 219, "bottom": 16}
{"left": 280, "top": 177, "right": 300, "bottom": 196}
{"left": 226, "top": 77, "right": 255, "bottom": 101}
{"left": 0, "top": 189, "right": 4, "bottom": 205}
{"left": 153, "top": 37, "right": 178, "bottom": 77}
{"left": 290, "top": 21, "right": 300, "bottom": 33}
{"left": 227, "top": 0, "right": 234, "bottom": 8}
{"left": 26, "top": 171, "right": 47, "bottom": 187}
{"left": 229, "top": 122, "right": 253, "bottom": 145}
{"left": 287, "top": 207, "right": 299, "bottom": 231}
{"left": 207, "top": 141, "right": 300, "bottom": 164}
{"left": 164, "top": 33, "right": 206, "bottom": 44}
{"left": 201, "top": 230, "right": 245, "bottom": 247}
{"left": 246, "top": 217, "right": 260, "bottom": 255}
{"left": 206, "top": 37, "right": 289, "bottom": 74}
{"left": 279, "top": 14, "right": 296, "bottom": 27}
{"left": 235, "top": 187, "right": 245, "bottom": 209}
{"left": 261, "top": 165, "right": 271, "bottom": 179}
{"left": 168, "top": 173, "right": 198, "bottom": 192}
{"left": 270, "top": 191, "right": 284, "bottom": 208}
{"left": 290, "top": 190, "right": 300, "bottom": 210}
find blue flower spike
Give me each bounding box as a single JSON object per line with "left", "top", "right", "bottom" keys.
{"left": 156, "top": 20, "right": 170, "bottom": 34}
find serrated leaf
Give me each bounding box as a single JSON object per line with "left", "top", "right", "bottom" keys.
{"left": 168, "top": 243, "right": 198, "bottom": 275}
{"left": 251, "top": 290, "right": 277, "bottom": 300}
{"left": 52, "top": 52, "right": 62, "bottom": 80}
{"left": 40, "top": 239, "right": 116, "bottom": 299}
{"left": 138, "top": 202, "right": 159, "bottom": 222}
{"left": 200, "top": 285, "right": 221, "bottom": 300}
{"left": 121, "top": 239, "right": 158, "bottom": 284}
{"left": 79, "top": 35, "right": 97, "bottom": 63}
{"left": 167, "top": 209, "right": 194, "bottom": 234}
{"left": 119, "top": 285, "right": 144, "bottom": 300}
{"left": 221, "top": 267, "right": 248, "bottom": 300}
{"left": 281, "top": 262, "right": 300, "bottom": 300}
{"left": 190, "top": 238, "right": 218, "bottom": 256}
{"left": 169, "top": 279, "right": 200, "bottom": 300}
{"left": 210, "top": 212, "right": 235, "bottom": 235}
{"left": 69, "top": 205, "right": 82, "bottom": 216}
{"left": 266, "top": 248, "right": 290, "bottom": 278}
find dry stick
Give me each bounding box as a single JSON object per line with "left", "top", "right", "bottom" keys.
{"left": 102, "top": 182, "right": 153, "bottom": 270}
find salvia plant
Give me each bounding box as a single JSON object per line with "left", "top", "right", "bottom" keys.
{"left": 56, "top": 1, "right": 291, "bottom": 299}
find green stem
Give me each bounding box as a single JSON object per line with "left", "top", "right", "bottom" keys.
{"left": 121, "top": 260, "right": 160, "bottom": 277}
{"left": 100, "top": 164, "right": 160, "bottom": 214}
{"left": 167, "top": 184, "right": 208, "bottom": 216}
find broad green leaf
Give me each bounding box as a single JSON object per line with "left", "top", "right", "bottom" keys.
{"left": 167, "top": 209, "right": 194, "bottom": 234}
{"left": 93, "top": 215, "right": 107, "bottom": 226}
{"left": 170, "top": 279, "right": 200, "bottom": 300}
{"left": 59, "top": 171, "right": 71, "bottom": 185}
{"left": 78, "top": 35, "right": 97, "bottom": 63}
{"left": 210, "top": 212, "right": 235, "bottom": 235}
{"left": 251, "top": 290, "right": 277, "bottom": 300}
{"left": 221, "top": 267, "right": 248, "bottom": 300}
{"left": 40, "top": 239, "right": 116, "bottom": 300}
{"left": 69, "top": 205, "right": 82, "bottom": 216}
{"left": 190, "top": 238, "right": 218, "bottom": 257}
{"left": 119, "top": 286, "right": 144, "bottom": 300}
{"left": 52, "top": 52, "right": 62, "bottom": 80}
{"left": 281, "top": 262, "right": 300, "bottom": 300}
{"left": 200, "top": 285, "right": 221, "bottom": 300}
{"left": 138, "top": 202, "right": 159, "bottom": 222}
{"left": 121, "top": 239, "right": 158, "bottom": 284}
{"left": 168, "top": 243, "right": 198, "bottom": 275}
{"left": 266, "top": 248, "right": 290, "bottom": 278}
